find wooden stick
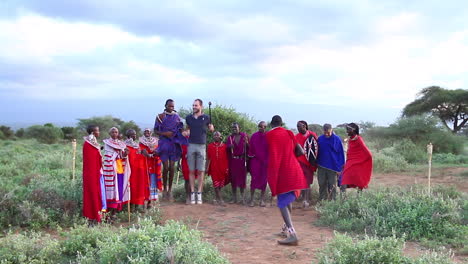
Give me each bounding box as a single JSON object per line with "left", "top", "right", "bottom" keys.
{"left": 176, "top": 166, "right": 180, "bottom": 186}
{"left": 72, "top": 139, "right": 77, "bottom": 181}
{"left": 427, "top": 142, "right": 433, "bottom": 195}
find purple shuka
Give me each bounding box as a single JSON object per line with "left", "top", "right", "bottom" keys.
{"left": 226, "top": 132, "right": 248, "bottom": 188}
{"left": 154, "top": 112, "right": 188, "bottom": 162}
{"left": 248, "top": 131, "right": 268, "bottom": 191}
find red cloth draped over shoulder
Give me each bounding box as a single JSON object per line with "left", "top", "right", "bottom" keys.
{"left": 341, "top": 136, "right": 373, "bottom": 189}
{"left": 82, "top": 141, "right": 102, "bottom": 222}
{"left": 266, "top": 127, "right": 307, "bottom": 196}
{"left": 127, "top": 147, "right": 149, "bottom": 205}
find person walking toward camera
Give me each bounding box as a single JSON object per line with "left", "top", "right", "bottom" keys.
{"left": 316, "top": 124, "right": 345, "bottom": 201}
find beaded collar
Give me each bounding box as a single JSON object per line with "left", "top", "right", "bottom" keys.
{"left": 139, "top": 136, "right": 158, "bottom": 151}
{"left": 83, "top": 135, "right": 100, "bottom": 150}
{"left": 125, "top": 138, "right": 139, "bottom": 148}
{"left": 103, "top": 137, "right": 126, "bottom": 150}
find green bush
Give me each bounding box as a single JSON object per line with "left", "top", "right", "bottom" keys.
{"left": 77, "top": 115, "right": 142, "bottom": 138}
{"left": 432, "top": 153, "right": 468, "bottom": 164}
{"left": 366, "top": 116, "right": 464, "bottom": 155}
{"left": 316, "top": 185, "right": 467, "bottom": 251}
{"left": 0, "top": 219, "right": 228, "bottom": 264}
{"left": 25, "top": 124, "right": 64, "bottom": 144}
{"left": 372, "top": 148, "right": 410, "bottom": 173}
{"left": 393, "top": 138, "right": 427, "bottom": 163}
{"left": 316, "top": 233, "right": 454, "bottom": 264}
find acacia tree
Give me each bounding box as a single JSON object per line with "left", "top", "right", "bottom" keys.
{"left": 403, "top": 86, "right": 468, "bottom": 133}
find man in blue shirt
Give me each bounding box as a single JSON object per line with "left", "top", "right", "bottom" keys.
{"left": 185, "top": 99, "right": 214, "bottom": 204}
{"left": 316, "top": 124, "right": 345, "bottom": 201}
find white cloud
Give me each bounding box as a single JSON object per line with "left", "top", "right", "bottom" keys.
{"left": 254, "top": 12, "right": 468, "bottom": 107}
{"left": 0, "top": 13, "right": 160, "bottom": 62}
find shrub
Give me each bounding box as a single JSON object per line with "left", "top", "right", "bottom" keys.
{"left": 372, "top": 148, "right": 410, "bottom": 173}
{"left": 393, "top": 138, "right": 427, "bottom": 164}
{"left": 316, "top": 233, "right": 455, "bottom": 264}
{"left": 0, "top": 219, "right": 228, "bottom": 264}
{"left": 316, "top": 185, "right": 467, "bottom": 251}
{"left": 0, "top": 125, "right": 14, "bottom": 139}
{"left": 25, "top": 124, "right": 64, "bottom": 144}
{"left": 432, "top": 153, "right": 468, "bottom": 164}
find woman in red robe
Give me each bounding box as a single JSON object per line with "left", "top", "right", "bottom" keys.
{"left": 207, "top": 131, "right": 230, "bottom": 206}
{"left": 267, "top": 115, "right": 308, "bottom": 246}
{"left": 125, "top": 129, "right": 149, "bottom": 208}
{"left": 82, "top": 125, "right": 106, "bottom": 223}
{"left": 139, "top": 129, "right": 162, "bottom": 203}
{"left": 341, "top": 123, "right": 373, "bottom": 190}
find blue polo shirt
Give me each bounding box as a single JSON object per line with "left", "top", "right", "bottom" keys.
{"left": 186, "top": 114, "right": 211, "bottom": 144}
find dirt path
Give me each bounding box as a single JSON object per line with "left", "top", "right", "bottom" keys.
{"left": 162, "top": 202, "right": 333, "bottom": 264}
{"left": 372, "top": 167, "right": 468, "bottom": 192}
{"left": 160, "top": 168, "right": 467, "bottom": 264}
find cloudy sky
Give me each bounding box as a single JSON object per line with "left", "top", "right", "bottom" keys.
{"left": 1, "top": 0, "right": 467, "bottom": 128}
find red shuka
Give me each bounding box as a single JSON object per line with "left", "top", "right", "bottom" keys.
{"left": 139, "top": 143, "right": 162, "bottom": 192}
{"left": 341, "top": 135, "right": 373, "bottom": 189}
{"left": 207, "top": 142, "right": 230, "bottom": 188}
{"left": 295, "top": 130, "right": 318, "bottom": 184}
{"left": 266, "top": 127, "right": 308, "bottom": 196}
{"left": 82, "top": 141, "right": 103, "bottom": 222}
{"left": 127, "top": 146, "right": 149, "bottom": 205}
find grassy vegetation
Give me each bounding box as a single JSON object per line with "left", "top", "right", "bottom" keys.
{"left": 316, "top": 233, "right": 455, "bottom": 264}
{"left": 0, "top": 219, "right": 228, "bottom": 264}
{"left": 316, "top": 185, "right": 467, "bottom": 253}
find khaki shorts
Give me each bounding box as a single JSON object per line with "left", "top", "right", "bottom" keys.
{"left": 187, "top": 143, "right": 206, "bottom": 171}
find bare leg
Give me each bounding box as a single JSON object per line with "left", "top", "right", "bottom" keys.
{"left": 277, "top": 203, "right": 298, "bottom": 245}
{"left": 189, "top": 170, "right": 196, "bottom": 192}
{"left": 259, "top": 189, "right": 266, "bottom": 207}
{"left": 240, "top": 188, "right": 246, "bottom": 205}
{"left": 230, "top": 186, "right": 237, "bottom": 203}
{"left": 162, "top": 160, "right": 169, "bottom": 199}
{"left": 184, "top": 180, "right": 190, "bottom": 204}
{"left": 168, "top": 161, "right": 175, "bottom": 201}
{"left": 249, "top": 189, "right": 255, "bottom": 207}
{"left": 197, "top": 171, "right": 205, "bottom": 193}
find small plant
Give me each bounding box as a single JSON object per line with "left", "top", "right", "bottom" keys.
{"left": 316, "top": 232, "right": 455, "bottom": 264}
{"left": 316, "top": 185, "right": 467, "bottom": 252}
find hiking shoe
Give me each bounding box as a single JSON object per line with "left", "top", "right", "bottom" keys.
{"left": 302, "top": 200, "right": 310, "bottom": 209}
{"left": 249, "top": 200, "right": 255, "bottom": 207}
{"left": 197, "top": 192, "right": 203, "bottom": 204}
{"left": 259, "top": 200, "right": 266, "bottom": 207}
{"left": 190, "top": 192, "right": 196, "bottom": 204}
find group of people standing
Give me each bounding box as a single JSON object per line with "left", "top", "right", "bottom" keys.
{"left": 82, "top": 98, "right": 373, "bottom": 246}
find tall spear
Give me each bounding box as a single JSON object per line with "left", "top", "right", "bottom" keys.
{"left": 208, "top": 101, "right": 212, "bottom": 125}
{"left": 72, "top": 139, "right": 77, "bottom": 181}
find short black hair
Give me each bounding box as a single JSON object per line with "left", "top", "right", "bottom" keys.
{"left": 86, "top": 125, "right": 97, "bottom": 135}
{"left": 347, "top": 123, "right": 360, "bottom": 135}
{"left": 194, "top": 98, "right": 203, "bottom": 106}
{"left": 232, "top": 122, "right": 239, "bottom": 127}
{"left": 298, "top": 120, "right": 308, "bottom": 128}
{"left": 165, "top": 99, "right": 174, "bottom": 106}
{"left": 271, "top": 115, "right": 282, "bottom": 127}
{"left": 126, "top": 129, "right": 136, "bottom": 137}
